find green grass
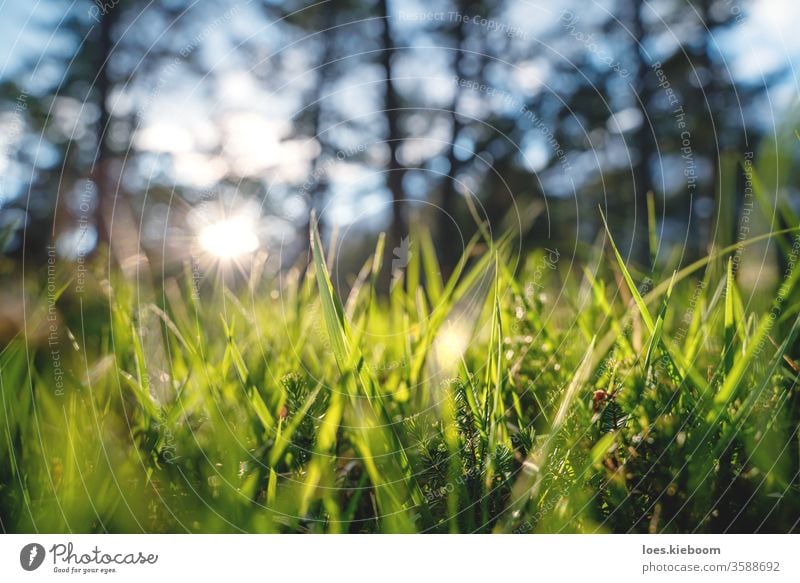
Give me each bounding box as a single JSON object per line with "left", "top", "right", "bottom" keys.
{"left": 1, "top": 205, "right": 800, "bottom": 533}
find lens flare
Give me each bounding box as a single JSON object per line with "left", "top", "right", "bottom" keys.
{"left": 198, "top": 216, "right": 259, "bottom": 259}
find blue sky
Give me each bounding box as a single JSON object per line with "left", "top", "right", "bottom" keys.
{"left": 2, "top": 0, "right": 799, "bottom": 94}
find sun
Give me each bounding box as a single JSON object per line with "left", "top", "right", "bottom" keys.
{"left": 188, "top": 197, "right": 262, "bottom": 264}
{"left": 198, "top": 216, "right": 259, "bottom": 259}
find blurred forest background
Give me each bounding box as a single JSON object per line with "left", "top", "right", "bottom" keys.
{"left": 0, "top": 0, "right": 798, "bottom": 301}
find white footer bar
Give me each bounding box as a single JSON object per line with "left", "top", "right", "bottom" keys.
{"left": 1, "top": 534, "right": 796, "bottom": 582}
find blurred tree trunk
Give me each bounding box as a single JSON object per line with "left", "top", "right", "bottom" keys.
{"left": 91, "top": 10, "right": 145, "bottom": 278}
{"left": 92, "top": 9, "right": 117, "bottom": 248}
{"left": 630, "top": 0, "right": 655, "bottom": 271}
{"left": 379, "top": 0, "right": 406, "bottom": 256}
{"left": 694, "top": 0, "right": 721, "bottom": 259}
{"left": 298, "top": 0, "right": 336, "bottom": 266}
{"left": 439, "top": 2, "right": 468, "bottom": 274}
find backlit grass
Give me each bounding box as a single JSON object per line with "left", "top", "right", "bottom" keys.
{"left": 1, "top": 205, "right": 800, "bottom": 533}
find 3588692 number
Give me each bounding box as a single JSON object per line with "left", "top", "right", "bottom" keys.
{"left": 730, "top": 561, "right": 780, "bottom": 572}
